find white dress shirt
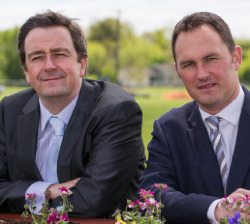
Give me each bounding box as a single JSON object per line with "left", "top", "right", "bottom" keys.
{"left": 199, "top": 86, "right": 244, "bottom": 224}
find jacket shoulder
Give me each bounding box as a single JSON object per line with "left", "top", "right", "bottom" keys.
{"left": 158, "top": 101, "right": 196, "bottom": 124}
{"left": 86, "top": 80, "right": 136, "bottom": 108}
{"left": 2, "top": 88, "right": 35, "bottom": 106}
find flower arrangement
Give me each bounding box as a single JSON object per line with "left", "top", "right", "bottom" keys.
{"left": 114, "top": 183, "right": 168, "bottom": 224}
{"left": 22, "top": 187, "right": 73, "bottom": 224}
{"left": 219, "top": 195, "right": 250, "bottom": 224}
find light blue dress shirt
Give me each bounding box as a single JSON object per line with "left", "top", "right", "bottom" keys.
{"left": 26, "top": 96, "right": 78, "bottom": 213}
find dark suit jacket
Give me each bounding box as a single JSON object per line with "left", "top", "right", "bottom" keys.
{"left": 0, "top": 79, "right": 145, "bottom": 217}
{"left": 140, "top": 86, "right": 250, "bottom": 224}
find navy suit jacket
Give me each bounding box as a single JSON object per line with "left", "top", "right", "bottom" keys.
{"left": 0, "top": 79, "right": 145, "bottom": 217}
{"left": 141, "top": 86, "right": 250, "bottom": 224}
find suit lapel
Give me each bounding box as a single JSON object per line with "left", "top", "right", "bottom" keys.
{"left": 227, "top": 88, "right": 250, "bottom": 193}
{"left": 16, "top": 93, "right": 41, "bottom": 179}
{"left": 57, "top": 80, "right": 101, "bottom": 181}
{"left": 187, "top": 104, "right": 224, "bottom": 195}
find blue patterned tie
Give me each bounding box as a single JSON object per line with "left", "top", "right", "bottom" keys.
{"left": 44, "top": 116, "right": 65, "bottom": 183}
{"left": 206, "top": 116, "right": 228, "bottom": 191}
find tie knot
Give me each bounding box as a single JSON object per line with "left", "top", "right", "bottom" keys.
{"left": 206, "top": 116, "right": 221, "bottom": 130}
{"left": 49, "top": 117, "right": 65, "bottom": 136}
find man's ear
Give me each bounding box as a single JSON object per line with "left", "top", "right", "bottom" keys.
{"left": 80, "top": 57, "right": 88, "bottom": 78}
{"left": 232, "top": 45, "right": 242, "bottom": 70}
{"left": 174, "top": 63, "right": 182, "bottom": 80}
{"left": 25, "top": 71, "right": 30, "bottom": 84}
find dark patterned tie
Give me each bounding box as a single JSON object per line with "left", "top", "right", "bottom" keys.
{"left": 206, "top": 116, "right": 228, "bottom": 191}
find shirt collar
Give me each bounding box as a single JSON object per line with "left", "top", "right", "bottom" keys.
{"left": 39, "top": 96, "right": 79, "bottom": 132}
{"left": 199, "top": 85, "right": 244, "bottom": 126}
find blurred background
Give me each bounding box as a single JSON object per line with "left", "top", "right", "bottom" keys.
{"left": 1, "top": 0, "right": 250, "bottom": 152}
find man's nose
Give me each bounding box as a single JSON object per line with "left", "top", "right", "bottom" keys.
{"left": 196, "top": 64, "right": 209, "bottom": 80}
{"left": 44, "top": 55, "right": 57, "bottom": 70}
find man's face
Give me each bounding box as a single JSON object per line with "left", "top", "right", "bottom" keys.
{"left": 24, "top": 26, "right": 87, "bottom": 104}
{"left": 174, "top": 25, "right": 242, "bottom": 114}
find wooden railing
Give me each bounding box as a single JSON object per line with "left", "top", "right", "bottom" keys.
{"left": 0, "top": 213, "right": 114, "bottom": 224}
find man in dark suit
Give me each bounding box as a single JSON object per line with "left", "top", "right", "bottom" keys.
{"left": 0, "top": 11, "right": 145, "bottom": 217}
{"left": 141, "top": 12, "right": 250, "bottom": 223}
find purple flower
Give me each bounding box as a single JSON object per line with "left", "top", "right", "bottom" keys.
{"left": 228, "top": 212, "right": 241, "bottom": 224}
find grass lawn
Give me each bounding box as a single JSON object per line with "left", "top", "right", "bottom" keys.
{"left": 131, "top": 86, "right": 191, "bottom": 151}
{"left": 0, "top": 85, "right": 191, "bottom": 154}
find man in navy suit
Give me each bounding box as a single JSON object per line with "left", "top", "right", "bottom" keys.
{"left": 0, "top": 11, "right": 145, "bottom": 216}
{"left": 141, "top": 12, "right": 250, "bottom": 223}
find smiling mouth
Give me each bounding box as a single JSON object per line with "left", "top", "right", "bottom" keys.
{"left": 42, "top": 76, "right": 63, "bottom": 82}
{"left": 198, "top": 83, "right": 216, "bottom": 90}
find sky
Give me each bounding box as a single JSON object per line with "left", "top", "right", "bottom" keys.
{"left": 1, "top": 0, "right": 250, "bottom": 39}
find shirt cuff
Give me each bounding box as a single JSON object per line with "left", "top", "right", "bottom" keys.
{"left": 26, "top": 181, "right": 52, "bottom": 214}
{"left": 207, "top": 199, "right": 221, "bottom": 224}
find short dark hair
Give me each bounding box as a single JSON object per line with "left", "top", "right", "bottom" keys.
{"left": 18, "top": 10, "right": 88, "bottom": 69}
{"left": 171, "top": 12, "right": 235, "bottom": 61}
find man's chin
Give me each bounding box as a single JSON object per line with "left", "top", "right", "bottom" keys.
{"left": 39, "top": 90, "right": 68, "bottom": 99}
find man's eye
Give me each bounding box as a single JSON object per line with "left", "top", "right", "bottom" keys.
{"left": 31, "top": 56, "right": 43, "bottom": 62}
{"left": 206, "top": 57, "right": 217, "bottom": 62}
{"left": 55, "top": 53, "right": 68, "bottom": 58}
{"left": 182, "top": 62, "right": 193, "bottom": 69}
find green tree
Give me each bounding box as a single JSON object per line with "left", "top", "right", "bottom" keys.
{"left": 87, "top": 41, "right": 107, "bottom": 77}
{"left": 119, "top": 36, "right": 167, "bottom": 83}
{"left": 0, "top": 27, "right": 24, "bottom": 81}
{"left": 88, "top": 18, "right": 135, "bottom": 81}
{"left": 143, "top": 28, "right": 173, "bottom": 63}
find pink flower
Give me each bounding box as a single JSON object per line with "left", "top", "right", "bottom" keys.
{"left": 59, "top": 213, "right": 69, "bottom": 221}
{"left": 58, "top": 187, "right": 72, "bottom": 196}
{"left": 145, "top": 198, "right": 157, "bottom": 206}
{"left": 25, "top": 193, "right": 37, "bottom": 201}
{"left": 139, "top": 189, "right": 154, "bottom": 199}
{"left": 153, "top": 183, "right": 168, "bottom": 191}
{"left": 47, "top": 210, "right": 58, "bottom": 223}
{"left": 138, "top": 201, "right": 147, "bottom": 210}
{"left": 127, "top": 200, "right": 138, "bottom": 208}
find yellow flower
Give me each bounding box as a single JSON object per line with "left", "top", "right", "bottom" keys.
{"left": 115, "top": 213, "right": 127, "bottom": 224}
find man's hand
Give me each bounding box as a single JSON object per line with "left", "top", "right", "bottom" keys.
{"left": 46, "top": 177, "right": 80, "bottom": 200}
{"left": 215, "top": 188, "right": 250, "bottom": 221}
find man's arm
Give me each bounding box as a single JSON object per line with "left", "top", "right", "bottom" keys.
{"left": 140, "top": 120, "right": 217, "bottom": 224}
{"left": 0, "top": 100, "right": 34, "bottom": 212}
{"left": 52, "top": 100, "right": 145, "bottom": 217}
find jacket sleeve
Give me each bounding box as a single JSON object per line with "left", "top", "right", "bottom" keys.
{"left": 140, "top": 120, "right": 218, "bottom": 224}
{"left": 0, "top": 99, "right": 34, "bottom": 213}
{"left": 62, "top": 100, "right": 145, "bottom": 217}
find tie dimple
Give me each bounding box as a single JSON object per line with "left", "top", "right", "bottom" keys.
{"left": 49, "top": 116, "right": 65, "bottom": 136}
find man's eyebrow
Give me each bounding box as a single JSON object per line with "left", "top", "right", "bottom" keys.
{"left": 27, "top": 48, "right": 71, "bottom": 59}
{"left": 51, "top": 48, "right": 71, "bottom": 54}
{"left": 27, "top": 50, "right": 44, "bottom": 59}
{"left": 203, "top": 53, "right": 219, "bottom": 59}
